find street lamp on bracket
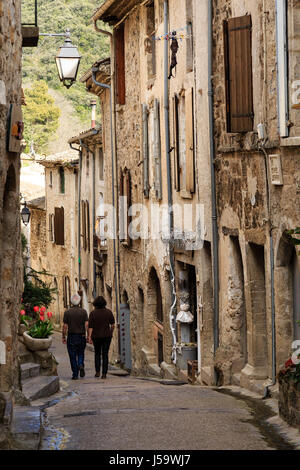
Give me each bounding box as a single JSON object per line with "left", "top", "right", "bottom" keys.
{"left": 40, "top": 29, "right": 81, "bottom": 89}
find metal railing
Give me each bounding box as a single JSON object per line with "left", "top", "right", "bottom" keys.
{"left": 22, "top": 0, "right": 38, "bottom": 27}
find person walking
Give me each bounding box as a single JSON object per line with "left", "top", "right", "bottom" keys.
{"left": 88, "top": 296, "right": 115, "bottom": 379}
{"left": 62, "top": 293, "right": 88, "bottom": 380}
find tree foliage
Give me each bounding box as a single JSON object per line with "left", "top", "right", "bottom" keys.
{"left": 22, "top": 0, "right": 110, "bottom": 123}
{"left": 23, "top": 80, "right": 60, "bottom": 153}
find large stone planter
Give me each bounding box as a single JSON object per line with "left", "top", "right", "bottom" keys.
{"left": 23, "top": 331, "right": 52, "bottom": 352}
{"left": 278, "top": 377, "right": 300, "bottom": 429}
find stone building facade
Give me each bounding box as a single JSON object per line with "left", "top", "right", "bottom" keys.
{"left": 34, "top": 152, "right": 79, "bottom": 326}
{"left": 89, "top": 0, "right": 215, "bottom": 379}
{"left": 87, "top": 0, "right": 300, "bottom": 394}
{"left": 0, "top": 0, "right": 24, "bottom": 443}
{"left": 68, "top": 126, "right": 106, "bottom": 317}
{"left": 212, "top": 0, "right": 300, "bottom": 392}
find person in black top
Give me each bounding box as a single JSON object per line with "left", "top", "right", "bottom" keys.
{"left": 88, "top": 296, "right": 115, "bottom": 379}
{"left": 63, "top": 293, "right": 88, "bottom": 380}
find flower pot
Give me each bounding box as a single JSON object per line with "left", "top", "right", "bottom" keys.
{"left": 23, "top": 331, "right": 52, "bottom": 352}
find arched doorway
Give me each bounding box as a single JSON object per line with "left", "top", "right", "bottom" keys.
{"left": 147, "top": 268, "right": 164, "bottom": 366}
{"left": 120, "top": 290, "right": 132, "bottom": 370}
{"left": 275, "top": 234, "right": 300, "bottom": 367}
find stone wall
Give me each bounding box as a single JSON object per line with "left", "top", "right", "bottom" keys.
{"left": 279, "top": 377, "right": 300, "bottom": 429}
{"left": 212, "top": 0, "right": 300, "bottom": 389}
{"left": 0, "top": 0, "right": 23, "bottom": 398}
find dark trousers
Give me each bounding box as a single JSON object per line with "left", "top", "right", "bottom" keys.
{"left": 67, "top": 334, "right": 86, "bottom": 378}
{"left": 93, "top": 337, "right": 112, "bottom": 375}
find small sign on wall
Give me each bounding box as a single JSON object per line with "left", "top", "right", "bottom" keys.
{"left": 269, "top": 154, "right": 284, "bottom": 186}
{"left": 7, "top": 104, "right": 24, "bottom": 153}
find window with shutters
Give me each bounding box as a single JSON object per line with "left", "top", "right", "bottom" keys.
{"left": 81, "top": 201, "right": 87, "bottom": 251}
{"left": 173, "top": 89, "right": 195, "bottom": 198}
{"left": 223, "top": 15, "right": 254, "bottom": 133}
{"left": 86, "top": 152, "right": 89, "bottom": 177}
{"left": 142, "top": 104, "right": 150, "bottom": 198}
{"left": 86, "top": 200, "right": 90, "bottom": 253}
{"left": 54, "top": 207, "right": 64, "bottom": 246}
{"left": 153, "top": 99, "right": 162, "bottom": 200}
{"left": 115, "top": 24, "right": 125, "bottom": 105}
{"left": 173, "top": 94, "right": 180, "bottom": 191}
{"left": 145, "top": 1, "right": 156, "bottom": 79}
{"left": 119, "top": 168, "right": 131, "bottom": 246}
{"left": 59, "top": 167, "right": 65, "bottom": 194}
{"left": 186, "top": 0, "right": 193, "bottom": 73}
{"left": 63, "top": 276, "right": 71, "bottom": 309}
{"left": 49, "top": 213, "right": 54, "bottom": 242}
{"left": 287, "top": 1, "right": 300, "bottom": 137}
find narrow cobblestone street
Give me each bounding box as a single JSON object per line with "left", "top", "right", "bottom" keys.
{"left": 31, "top": 333, "right": 293, "bottom": 451}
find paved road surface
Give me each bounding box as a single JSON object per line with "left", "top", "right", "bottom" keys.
{"left": 37, "top": 333, "right": 292, "bottom": 451}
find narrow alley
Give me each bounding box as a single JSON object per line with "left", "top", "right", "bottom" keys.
{"left": 35, "top": 333, "right": 293, "bottom": 451}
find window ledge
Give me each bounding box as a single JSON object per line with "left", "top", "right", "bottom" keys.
{"left": 280, "top": 137, "right": 300, "bottom": 147}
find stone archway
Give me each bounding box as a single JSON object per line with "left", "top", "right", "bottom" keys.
{"left": 0, "top": 164, "right": 21, "bottom": 392}
{"left": 146, "top": 267, "right": 164, "bottom": 365}
{"left": 275, "top": 233, "right": 300, "bottom": 368}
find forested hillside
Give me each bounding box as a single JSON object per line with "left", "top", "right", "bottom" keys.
{"left": 22, "top": 0, "right": 109, "bottom": 125}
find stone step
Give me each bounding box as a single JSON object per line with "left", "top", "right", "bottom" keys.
{"left": 10, "top": 406, "right": 43, "bottom": 450}
{"left": 22, "top": 375, "right": 60, "bottom": 402}
{"left": 18, "top": 342, "right": 34, "bottom": 365}
{"left": 21, "top": 362, "right": 40, "bottom": 380}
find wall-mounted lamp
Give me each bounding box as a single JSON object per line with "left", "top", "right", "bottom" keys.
{"left": 21, "top": 202, "right": 31, "bottom": 226}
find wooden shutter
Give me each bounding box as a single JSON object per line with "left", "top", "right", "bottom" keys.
{"left": 119, "top": 169, "right": 125, "bottom": 242}
{"left": 115, "top": 25, "right": 125, "bottom": 105}
{"left": 185, "top": 87, "right": 195, "bottom": 193}
{"left": 63, "top": 277, "right": 67, "bottom": 309}
{"left": 82, "top": 201, "right": 87, "bottom": 251}
{"left": 49, "top": 213, "right": 53, "bottom": 242}
{"left": 86, "top": 200, "right": 90, "bottom": 253}
{"left": 153, "top": 99, "right": 162, "bottom": 200}
{"left": 142, "top": 104, "right": 150, "bottom": 198}
{"left": 54, "top": 207, "right": 64, "bottom": 246}
{"left": 173, "top": 94, "right": 180, "bottom": 191}
{"left": 224, "top": 15, "right": 254, "bottom": 133}
{"left": 125, "top": 169, "right": 131, "bottom": 247}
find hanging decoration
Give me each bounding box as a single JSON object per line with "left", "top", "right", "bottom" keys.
{"left": 154, "top": 25, "right": 190, "bottom": 42}
{"left": 168, "top": 31, "right": 179, "bottom": 79}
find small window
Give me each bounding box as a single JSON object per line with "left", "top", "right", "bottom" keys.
{"left": 59, "top": 167, "right": 65, "bottom": 194}
{"left": 119, "top": 168, "right": 131, "bottom": 246}
{"left": 86, "top": 152, "right": 89, "bottom": 176}
{"left": 49, "top": 171, "right": 53, "bottom": 188}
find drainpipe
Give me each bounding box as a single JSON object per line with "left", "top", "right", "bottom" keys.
{"left": 91, "top": 67, "right": 120, "bottom": 326}
{"left": 208, "top": 0, "right": 220, "bottom": 357}
{"left": 164, "top": 0, "right": 178, "bottom": 365}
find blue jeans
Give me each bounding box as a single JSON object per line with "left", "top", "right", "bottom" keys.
{"left": 67, "top": 334, "right": 86, "bottom": 378}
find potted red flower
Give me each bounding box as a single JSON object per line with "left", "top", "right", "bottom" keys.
{"left": 23, "top": 306, "right": 54, "bottom": 352}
